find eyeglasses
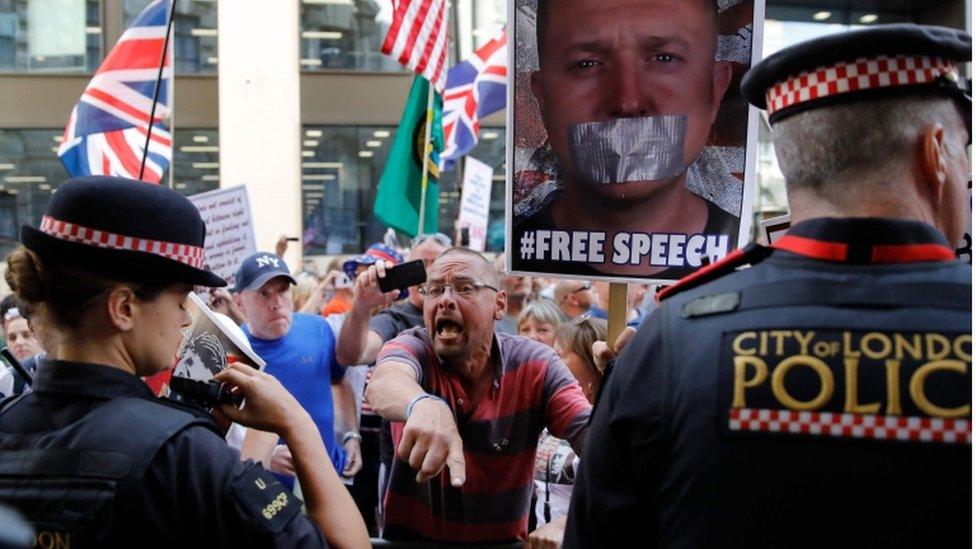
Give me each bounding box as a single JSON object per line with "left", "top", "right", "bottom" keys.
{"left": 411, "top": 232, "right": 452, "bottom": 248}
{"left": 419, "top": 280, "right": 499, "bottom": 299}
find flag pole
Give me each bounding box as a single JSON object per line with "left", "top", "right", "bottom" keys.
{"left": 417, "top": 82, "right": 436, "bottom": 236}
{"left": 139, "top": 0, "right": 176, "bottom": 182}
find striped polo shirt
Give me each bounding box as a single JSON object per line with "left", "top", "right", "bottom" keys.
{"left": 377, "top": 327, "right": 592, "bottom": 543}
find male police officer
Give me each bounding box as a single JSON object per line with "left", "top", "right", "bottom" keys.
{"left": 565, "top": 24, "right": 972, "bottom": 548}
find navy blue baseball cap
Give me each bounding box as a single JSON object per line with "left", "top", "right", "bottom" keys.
{"left": 232, "top": 252, "right": 297, "bottom": 293}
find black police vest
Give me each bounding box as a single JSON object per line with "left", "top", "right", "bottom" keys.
{"left": 0, "top": 396, "right": 215, "bottom": 548}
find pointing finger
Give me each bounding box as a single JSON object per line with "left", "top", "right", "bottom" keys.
{"left": 445, "top": 437, "right": 466, "bottom": 487}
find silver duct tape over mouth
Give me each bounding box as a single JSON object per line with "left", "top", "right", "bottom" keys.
{"left": 568, "top": 116, "right": 687, "bottom": 184}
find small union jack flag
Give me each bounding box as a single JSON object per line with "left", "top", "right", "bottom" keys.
{"left": 441, "top": 28, "right": 506, "bottom": 171}
{"left": 58, "top": 0, "right": 173, "bottom": 183}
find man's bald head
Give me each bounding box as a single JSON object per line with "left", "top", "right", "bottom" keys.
{"left": 434, "top": 248, "right": 501, "bottom": 288}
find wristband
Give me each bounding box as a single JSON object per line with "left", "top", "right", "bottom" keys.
{"left": 406, "top": 393, "right": 446, "bottom": 419}
{"left": 342, "top": 431, "right": 362, "bottom": 444}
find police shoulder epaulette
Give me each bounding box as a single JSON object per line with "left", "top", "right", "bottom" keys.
{"left": 656, "top": 243, "right": 772, "bottom": 302}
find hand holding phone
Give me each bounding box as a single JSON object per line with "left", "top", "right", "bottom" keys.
{"left": 378, "top": 260, "right": 427, "bottom": 293}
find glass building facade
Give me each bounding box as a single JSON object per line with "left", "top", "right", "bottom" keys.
{"left": 0, "top": 0, "right": 968, "bottom": 260}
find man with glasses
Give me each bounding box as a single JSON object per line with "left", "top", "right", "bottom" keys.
{"left": 553, "top": 279, "right": 594, "bottom": 319}
{"left": 336, "top": 233, "right": 451, "bottom": 533}
{"left": 365, "top": 247, "right": 591, "bottom": 544}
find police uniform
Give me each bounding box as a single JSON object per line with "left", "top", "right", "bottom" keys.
{"left": 564, "top": 25, "right": 972, "bottom": 549}
{"left": 0, "top": 177, "right": 330, "bottom": 547}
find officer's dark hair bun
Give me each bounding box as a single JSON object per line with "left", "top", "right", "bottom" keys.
{"left": 5, "top": 246, "right": 167, "bottom": 329}
{"left": 5, "top": 247, "right": 48, "bottom": 307}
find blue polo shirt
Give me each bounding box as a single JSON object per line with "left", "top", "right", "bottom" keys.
{"left": 243, "top": 313, "right": 346, "bottom": 477}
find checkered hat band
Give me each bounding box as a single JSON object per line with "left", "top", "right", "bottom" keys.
{"left": 729, "top": 407, "right": 971, "bottom": 444}
{"left": 766, "top": 55, "right": 959, "bottom": 115}
{"left": 39, "top": 215, "right": 206, "bottom": 269}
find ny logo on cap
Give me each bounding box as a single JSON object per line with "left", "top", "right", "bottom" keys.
{"left": 256, "top": 255, "right": 280, "bottom": 269}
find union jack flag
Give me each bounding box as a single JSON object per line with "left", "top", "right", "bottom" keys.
{"left": 381, "top": 0, "right": 448, "bottom": 92}
{"left": 58, "top": 0, "right": 173, "bottom": 183}
{"left": 441, "top": 28, "right": 506, "bottom": 171}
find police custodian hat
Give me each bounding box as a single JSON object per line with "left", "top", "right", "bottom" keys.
{"left": 20, "top": 175, "right": 226, "bottom": 287}
{"left": 742, "top": 24, "right": 972, "bottom": 124}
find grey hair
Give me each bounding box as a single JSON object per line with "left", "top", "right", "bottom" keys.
{"left": 771, "top": 95, "right": 967, "bottom": 200}
{"left": 517, "top": 298, "right": 565, "bottom": 329}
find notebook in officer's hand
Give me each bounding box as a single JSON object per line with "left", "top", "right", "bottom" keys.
{"left": 171, "top": 292, "right": 266, "bottom": 385}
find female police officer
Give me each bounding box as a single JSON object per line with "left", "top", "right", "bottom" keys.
{"left": 0, "top": 176, "right": 370, "bottom": 548}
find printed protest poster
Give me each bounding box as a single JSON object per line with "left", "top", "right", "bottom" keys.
{"left": 507, "top": 0, "right": 764, "bottom": 282}
{"left": 760, "top": 213, "right": 791, "bottom": 245}
{"left": 189, "top": 185, "right": 258, "bottom": 288}
{"left": 458, "top": 156, "right": 495, "bottom": 252}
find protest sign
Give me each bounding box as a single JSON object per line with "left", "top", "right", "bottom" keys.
{"left": 189, "top": 185, "right": 257, "bottom": 288}
{"left": 507, "top": 0, "right": 764, "bottom": 283}
{"left": 760, "top": 213, "right": 791, "bottom": 245}
{"left": 457, "top": 156, "right": 495, "bottom": 252}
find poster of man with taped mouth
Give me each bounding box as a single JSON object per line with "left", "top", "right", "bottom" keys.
{"left": 507, "top": 0, "right": 763, "bottom": 282}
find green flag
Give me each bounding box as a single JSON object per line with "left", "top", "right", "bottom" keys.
{"left": 374, "top": 75, "right": 444, "bottom": 238}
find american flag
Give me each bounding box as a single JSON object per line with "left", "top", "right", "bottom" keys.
{"left": 380, "top": 0, "right": 448, "bottom": 92}
{"left": 441, "top": 28, "right": 506, "bottom": 170}
{"left": 58, "top": 0, "right": 173, "bottom": 184}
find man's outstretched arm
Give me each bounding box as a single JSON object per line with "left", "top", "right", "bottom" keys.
{"left": 366, "top": 359, "right": 466, "bottom": 487}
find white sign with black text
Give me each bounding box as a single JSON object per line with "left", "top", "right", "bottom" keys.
{"left": 458, "top": 156, "right": 495, "bottom": 252}
{"left": 189, "top": 185, "right": 258, "bottom": 287}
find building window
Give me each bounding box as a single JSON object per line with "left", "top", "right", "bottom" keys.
{"left": 436, "top": 127, "right": 506, "bottom": 252}
{"left": 124, "top": 0, "right": 217, "bottom": 74}
{"left": 299, "top": 0, "right": 407, "bottom": 72}
{"left": 0, "top": 0, "right": 102, "bottom": 73}
{"left": 301, "top": 125, "right": 507, "bottom": 256}
{"left": 172, "top": 128, "right": 219, "bottom": 196}
{"left": 301, "top": 125, "right": 396, "bottom": 255}
{"left": 0, "top": 129, "right": 68, "bottom": 258}
{"left": 0, "top": 128, "right": 218, "bottom": 258}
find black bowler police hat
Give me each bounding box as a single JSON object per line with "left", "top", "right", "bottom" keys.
{"left": 742, "top": 24, "right": 972, "bottom": 125}
{"left": 20, "top": 176, "right": 226, "bottom": 287}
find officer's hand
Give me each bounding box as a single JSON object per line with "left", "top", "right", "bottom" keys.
{"left": 525, "top": 516, "right": 566, "bottom": 549}
{"left": 352, "top": 261, "right": 399, "bottom": 313}
{"left": 342, "top": 438, "right": 363, "bottom": 478}
{"left": 215, "top": 363, "right": 311, "bottom": 436}
{"left": 398, "top": 398, "right": 466, "bottom": 487}
{"left": 592, "top": 326, "right": 637, "bottom": 374}
{"left": 269, "top": 444, "right": 295, "bottom": 476}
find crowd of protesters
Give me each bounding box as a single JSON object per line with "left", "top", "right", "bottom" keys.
{"left": 0, "top": 226, "right": 648, "bottom": 546}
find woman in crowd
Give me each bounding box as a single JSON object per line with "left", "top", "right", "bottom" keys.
{"left": 0, "top": 176, "right": 369, "bottom": 548}
{"left": 533, "top": 315, "right": 608, "bottom": 531}
{"left": 517, "top": 298, "right": 564, "bottom": 348}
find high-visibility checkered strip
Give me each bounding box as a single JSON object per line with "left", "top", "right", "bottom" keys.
{"left": 729, "top": 408, "right": 971, "bottom": 444}
{"left": 766, "top": 55, "right": 959, "bottom": 116}
{"left": 40, "top": 215, "right": 205, "bottom": 269}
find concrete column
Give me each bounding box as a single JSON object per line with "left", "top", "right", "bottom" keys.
{"left": 218, "top": 0, "right": 302, "bottom": 268}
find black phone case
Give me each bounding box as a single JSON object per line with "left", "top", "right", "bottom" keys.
{"left": 379, "top": 259, "right": 427, "bottom": 293}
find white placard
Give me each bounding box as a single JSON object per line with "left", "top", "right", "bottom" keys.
{"left": 189, "top": 185, "right": 258, "bottom": 288}
{"left": 458, "top": 156, "right": 494, "bottom": 252}
{"left": 759, "top": 213, "right": 791, "bottom": 245}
